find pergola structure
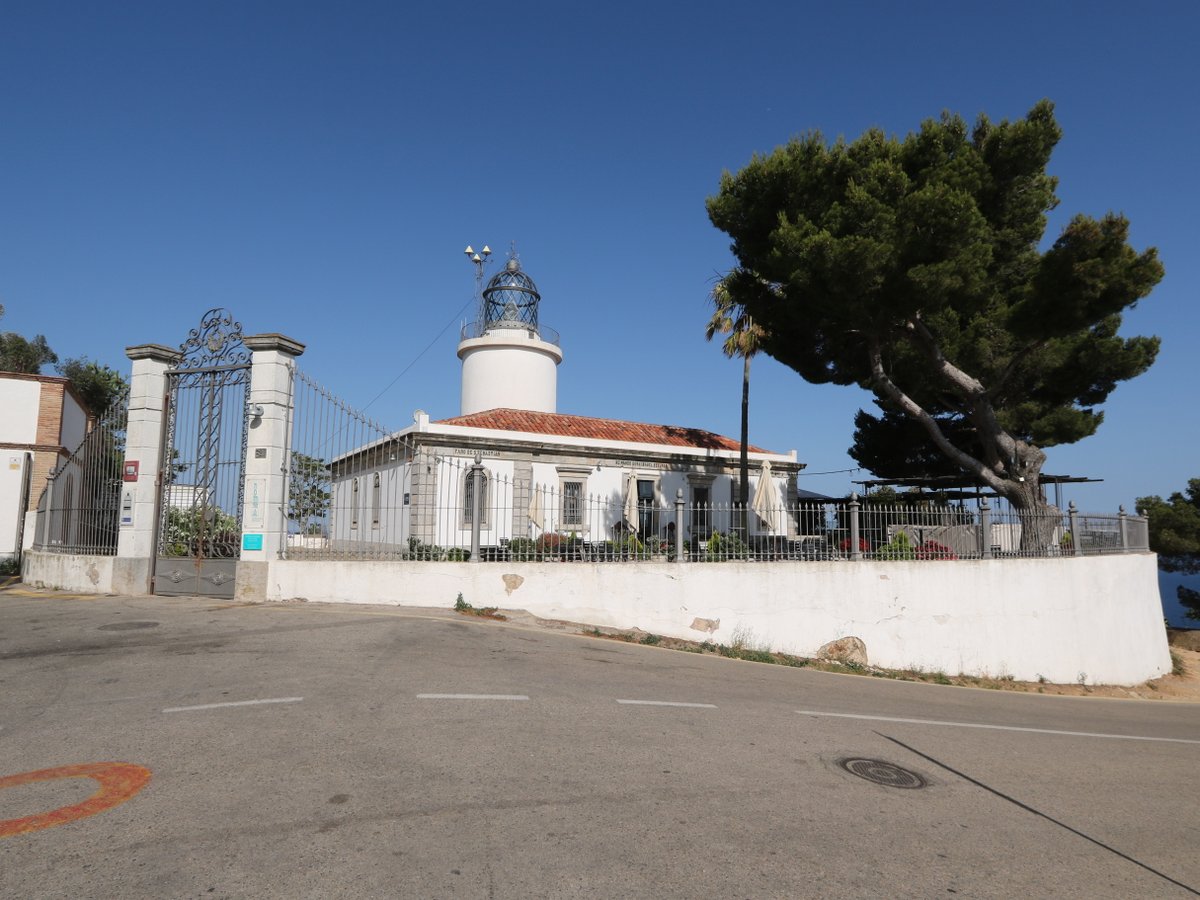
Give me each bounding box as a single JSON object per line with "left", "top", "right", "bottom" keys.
{"left": 853, "top": 474, "right": 1102, "bottom": 509}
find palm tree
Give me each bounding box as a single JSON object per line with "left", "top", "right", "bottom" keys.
{"left": 705, "top": 273, "right": 767, "bottom": 524}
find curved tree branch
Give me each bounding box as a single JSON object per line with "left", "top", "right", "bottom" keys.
{"left": 903, "top": 317, "right": 1017, "bottom": 465}
{"left": 869, "top": 341, "right": 1006, "bottom": 494}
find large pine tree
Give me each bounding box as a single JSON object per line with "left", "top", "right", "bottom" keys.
{"left": 708, "top": 101, "right": 1163, "bottom": 548}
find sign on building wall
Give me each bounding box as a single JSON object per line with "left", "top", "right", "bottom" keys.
{"left": 246, "top": 478, "right": 266, "bottom": 529}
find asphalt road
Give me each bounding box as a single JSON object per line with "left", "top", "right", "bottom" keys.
{"left": 1, "top": 590, "right": 1198, "bottom": 899}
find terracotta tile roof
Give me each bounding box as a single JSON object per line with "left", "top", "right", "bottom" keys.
{"left": 434, "top": 408, "right": 769, "bottom": 453}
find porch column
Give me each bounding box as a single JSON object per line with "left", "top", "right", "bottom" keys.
{"left": 235, "top": 333, "right": 305, "bottom": 602}
{"left": 114, "top": 344, "right": 180, "bottom": 594}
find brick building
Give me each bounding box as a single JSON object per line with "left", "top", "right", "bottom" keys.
{"left": 0, "top": 373, "right": 90, "bottom": 560}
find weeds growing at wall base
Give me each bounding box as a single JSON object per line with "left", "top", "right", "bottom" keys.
{"left": 578, "top": 626, "right": 1183, "bottom": 696}
{"left": 453, "top": 592, "right": 506, "bottom": 621}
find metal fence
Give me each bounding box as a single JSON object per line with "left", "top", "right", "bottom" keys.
{"left": 32, "top": 388, "right": 130, "bottom": 556}
{"left": 279, "top": 368, "right": 1148, "bottom": 564}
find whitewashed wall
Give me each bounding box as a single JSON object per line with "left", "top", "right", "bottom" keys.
{"left": 21, "top": 548, "right": 1170, "bottom": 685}
{"left": 60, "top": 393, "right": 88, "bottom": 452}
{"left": 330, "top": 461, "right": 411, "bottom": 546}
{"left": 22, "top": 551, "right": 115, "bottom": 593}
{"left": 0, "top": 454, "right": 30, "bottom": 558}
{"left": 0, "top": 380, "right": 41, "bottom": 443}
{"left": 264, "top": 553, "right": 1170, "bottom": 686}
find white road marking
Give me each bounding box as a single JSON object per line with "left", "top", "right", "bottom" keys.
{"left": 416, "top": 693, "right": 530, "bottom": 701}
{"left": 796, "top": 710, "right": 1200, "bottom": 745}
{"left": 617, "top": 699, "right": 718, "bottom": 708}
{"left": 163, "top": 697, "right": 304, "bottom": 713}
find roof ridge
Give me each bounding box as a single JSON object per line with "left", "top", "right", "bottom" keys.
{"left": 431, "top": 408, "right": 771, "bottom": 454}
{"left": 438, "top": 406, "right": 723, "bottom": 432}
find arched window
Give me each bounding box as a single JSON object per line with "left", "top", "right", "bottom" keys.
{"left": 462, "top": 468, "right": 490, "bottom": 527}
{"left": 371, "top": 473, "right": 381, "bottom": 528}
{"left": 351, "top": 477, "right": 359, "bottom": 529}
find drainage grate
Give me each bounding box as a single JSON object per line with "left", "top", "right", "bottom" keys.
{"left": 98, "top": 621, "right": 160, "bottom": 631}
{"left": 837, "top": 757, "right": 926, "bottom": 789}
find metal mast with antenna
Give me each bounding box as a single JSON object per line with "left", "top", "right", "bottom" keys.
{"left": 463, "top": 243, "right": 492, "bottom": 323}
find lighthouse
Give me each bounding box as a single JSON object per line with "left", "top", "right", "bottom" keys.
{"left": 457, "top": 251, "right": 562, "bottom": 415}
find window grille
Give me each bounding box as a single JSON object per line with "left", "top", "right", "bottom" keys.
{"left": 561, "top": 479, "right": 584, "bottom": 527}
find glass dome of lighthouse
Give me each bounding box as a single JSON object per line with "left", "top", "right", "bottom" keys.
{"left": 457, "top": 247, "right": 562, "bottom": 416}
{"left": 482, "top": 254, "right": 541, "bottom": 332}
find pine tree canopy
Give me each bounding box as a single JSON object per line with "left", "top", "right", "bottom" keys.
{"left": 707, "top": 100, "right": 1163, "bottom": 502}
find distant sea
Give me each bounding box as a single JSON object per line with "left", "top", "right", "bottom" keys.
{"left": 1160, "top": 569, "right": 1200, "bottom": 628}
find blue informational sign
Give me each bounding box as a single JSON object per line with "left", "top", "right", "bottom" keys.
{"left": 241, "top": 533, "right": 264, "bottom": 551}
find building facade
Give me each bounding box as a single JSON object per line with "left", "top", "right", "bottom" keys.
{"left": 0, "top": 373, "right": 91, "bottom": 560}
{"left": 323, "top": 252, "right": 804, "bottom": 557}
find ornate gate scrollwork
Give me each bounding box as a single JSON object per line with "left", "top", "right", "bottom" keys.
{"left": 154, "top": 308, "right": 250, "bottom": 598}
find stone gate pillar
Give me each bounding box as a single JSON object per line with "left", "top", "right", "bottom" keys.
{"left": 235, "top": 333, "right": 305, "bottom": 602}
{"left": 114, "top": 344, "right": 180, "bottom": 594}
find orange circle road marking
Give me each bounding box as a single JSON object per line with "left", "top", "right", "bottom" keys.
{"left": 0, "top": 763, "right": 152, "bottom": 837}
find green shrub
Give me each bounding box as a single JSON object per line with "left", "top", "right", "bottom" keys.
{"left": 406, "top": 537, "right": 444, "bottom": 560}
{"left": 507, "top": 537, "right": 537, "bottom": 561}
{"left": 705, "top": 531, "right": 750, "bottom": 561}
{"left": 874, "top": 531, "right": 917, "bottom": 560}
{"left": 162, "top": 506, "right": 239, "bottom": 557}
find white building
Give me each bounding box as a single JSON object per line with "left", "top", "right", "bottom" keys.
{"left": 326, "top": 252, "right": 804, "bottom": 557}
{"left": 0, "top": 372, "right": 91, "bottom": 560}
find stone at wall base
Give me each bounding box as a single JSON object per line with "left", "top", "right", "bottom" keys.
{"left": 818, "top": 636, "right": 868, "bottom": 666}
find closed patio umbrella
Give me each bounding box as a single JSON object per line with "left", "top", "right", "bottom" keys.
{"left": 528, "top": 484, "right": 544, "bottom": 532}
{"left": 751, "top": 460, "right": 782, "bottom": 533}
{"left": 623, "top": 472, "right": 639, "bottom": 534}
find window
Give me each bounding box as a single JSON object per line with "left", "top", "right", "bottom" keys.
{"left": 637, "top": 478, "right": 658, "bottom": 536}
{"left": 556, "top": 466, "right": 591, "bottom": 532}
{"left": 688, "top": 475, "right": 715, "bottom": 540}
{"left": 371, "top": 473, "right": 381, "bottom": 528}
{"left": 463, "top": 468, "right": 490, "bottom": 527}
{"left": 351, "top": 477, "right": 359, "bottom": 529}
{"left": 561, "top": 479, "right": 584, "bottom": 527}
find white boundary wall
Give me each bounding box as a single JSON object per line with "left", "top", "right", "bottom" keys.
{"left": 21, "top": 550, "right": 1171, "bottom": 685}
{"left": 23, "top": 551, "right": 116, "bottom": 593}
{"left": 266, "top": 554, "right": 1169, "bottom": 685}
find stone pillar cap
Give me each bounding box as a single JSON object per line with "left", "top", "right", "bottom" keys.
{"left": 243, "top": 333, "right": 306, "bottom": 356}
{"left": 126, "top": 344, "right": 182, "bottom": 363}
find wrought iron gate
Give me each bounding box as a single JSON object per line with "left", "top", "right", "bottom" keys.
{"left": 154, "top": 309, "right": 250, "bottom": 597}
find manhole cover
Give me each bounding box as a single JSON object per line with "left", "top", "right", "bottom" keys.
{"left": 837, "top": 757, "right": 926, "bottom": 789}
{"left": 98, "top": 621, "right": 159, "bottom": 631}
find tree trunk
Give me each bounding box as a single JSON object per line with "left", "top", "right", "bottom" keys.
{"left": 993, "top": 453, "right": 1059, "bottom": 554}
{"left": 732, "top": 355, "right": 750, "bottom": 541}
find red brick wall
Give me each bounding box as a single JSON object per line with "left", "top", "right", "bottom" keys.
{"left": 26, "top": 382, "right": 67, "bottom": 511}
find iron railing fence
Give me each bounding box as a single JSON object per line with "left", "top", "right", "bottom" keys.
{"left": 283, "top": 367, "right": 401, "bottom": 559}
{"left": 277, "top": 368, "right": 1149, "bottom": 563}
{"left": 32, "top": 387, "right": 130, "bottom": 556}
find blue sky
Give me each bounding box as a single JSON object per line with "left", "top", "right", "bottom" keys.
{"left": 2, "top": 1, "right": 1196, "bottom": 511}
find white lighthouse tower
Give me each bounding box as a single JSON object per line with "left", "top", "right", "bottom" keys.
{"left": 457, "top": 249, "right": 562, "bottom": 416}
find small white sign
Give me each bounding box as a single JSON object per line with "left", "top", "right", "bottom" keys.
{"left": 246, "top": 478, "right": 266, "bottom": 528}
{"left": 120, "top": 491, "right": 134, "bottom": 527}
